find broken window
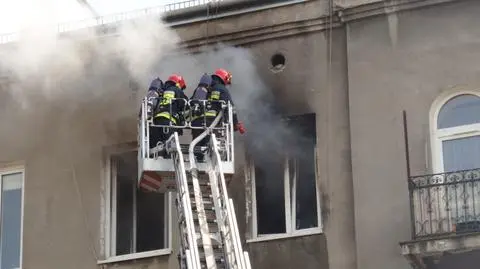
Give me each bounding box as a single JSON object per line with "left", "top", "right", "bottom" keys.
{"left": 0, "top": 170, "right": 24, "bottom": 269}
{"left": 294, "top": 141, "right": 318, "bottom": 230}
{"left": 250, "top": 114, "right": 321, "bottom": 239}
{"left": 255, "top": 155, "right": 286, "bottom": 235}
{"left": 107, "top": 150, "right": 170, "bottom": 257}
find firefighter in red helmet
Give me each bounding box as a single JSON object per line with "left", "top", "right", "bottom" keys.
{"left": 210, "top": 68, "right": 244, "bottom": 133}
{"left": 150, "top": 74, "right": 188, "bottom": 156}
{"left": 191, "top": 68, "right": 245, "bottom": 162}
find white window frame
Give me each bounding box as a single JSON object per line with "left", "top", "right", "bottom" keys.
{"left": 99, "top": 146, "right": 172, "bottom": 264}
{"left": 247, "top": 149, "right": 322, "bottom": 243}
{"left": 421, "top": 90, "right": 480, "bottom": 234}
{"left": 0, "top": 165, "right": 25, "bottom": 269}
{"left": 430, "top": 90, "right": 480, "bottom": 173}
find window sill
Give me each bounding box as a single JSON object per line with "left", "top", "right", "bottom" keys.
{"left": 97, "top": 248, "right": 172, "bottom": 264}
{"left": 246, "top": 228, "right": 323, "bottom": 243}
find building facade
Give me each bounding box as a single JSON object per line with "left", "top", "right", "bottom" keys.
{"left": 0, "top": 0, "right": 479, "bottom": 269}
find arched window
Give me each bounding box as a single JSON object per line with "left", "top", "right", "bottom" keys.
{"left": 432, "top": 93, "right": 480, "bottom": 173}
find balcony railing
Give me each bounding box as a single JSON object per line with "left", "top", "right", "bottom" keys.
{"left": 409, "top": 168, "right": 480, "bottom": 239}
{"left": 0, "top": 0, "right": 224, "bottom": 45}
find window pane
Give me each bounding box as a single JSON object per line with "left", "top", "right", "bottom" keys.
{"left": 295, "top": 144, "right": 318, "bottom": 230}
{"left": 442, "top": 136, "right": 480, "bottom": 172}
{"left": 438, "top": 94, "right": 480, "bottom": 129}
{"left": 136, "top": 190, "right": 165, "bottom": 252}
{"left": 255, "top": 155, "right": 286, "bottom": 235}
{"left": 112, "top": 151, "right": 167, "bottom": 256}
{"left": 0, "top": 172, "right": 22, "bottom": 269}
{"left": 113, "top": 153, "right": 135, "bottom": 255}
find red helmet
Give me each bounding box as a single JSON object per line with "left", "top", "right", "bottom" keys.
{"left": 213, "top": 68, "right": 232, "bottom": 85}
{"left": 166, "top": 74, "right": 186, "bottom": 90}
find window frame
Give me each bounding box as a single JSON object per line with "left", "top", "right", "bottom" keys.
{"left": 100, "top": 145, "right": 172, "bottom": 264}
{"left": 247, "top": 148, "right": 322, "bottom": 243}
{"left": 430, "top": 90, "right": 480, "bottom": 173}
{"left": 0, "top": 165, "right": 25, "bottom": 269}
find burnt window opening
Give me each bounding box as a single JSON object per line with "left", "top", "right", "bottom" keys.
{"left": 255, "top": 155, "right": 287, "bottom": 235}
{"left": 270, "top": 53, "right": 286, "bottom": 72}
{"left": 110, "top": 151, "right": 170, "bottom": 256}
{"left": 251, "top": 113, "right": 319, "bottom": 237}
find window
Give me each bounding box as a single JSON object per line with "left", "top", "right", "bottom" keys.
{"left": 431, "top": 93, "right": 480, "bottom": 173}
{"left": 0, "top": 169, "right": 24, "bottom": 269}
{"left": 104, "top": 150, "right": 171, "bottom": 261}
{"left": 426, "top": 92, "right": 480, "bottom": 233}
{"left": 248, "top": 114, "right": 321, "bottom": 241}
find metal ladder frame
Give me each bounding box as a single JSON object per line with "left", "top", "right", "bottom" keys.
{"left": 166, "top": 132, "right": 201, "bottom": 269}
{"left": 138, "top": 96, "right": 251, "bottom": 269}
{"left": 208, "top": 133, "right": 252, "bottom": 269}
{"left": 186, "top": 110, "right": 225, "bottom": 269}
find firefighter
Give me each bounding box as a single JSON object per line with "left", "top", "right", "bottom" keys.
{"left": 150, "top": 74, "right": 188, "bottom": 154}
{"left": 192, "top": 68, "right": 246, "bottom": 162}
{"left": 143, "top": 77, "right": 164, "bottom": 149}
{"left": 190, "top": 73, "right": 213, "bottom": 161}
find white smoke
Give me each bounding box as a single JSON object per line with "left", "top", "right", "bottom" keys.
{"left": 0, "top": 2, "right": 304, "bottom": 164}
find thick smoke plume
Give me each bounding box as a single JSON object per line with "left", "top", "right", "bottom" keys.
{"left": 0, "top": 6, "right": 306, "bottom": 166}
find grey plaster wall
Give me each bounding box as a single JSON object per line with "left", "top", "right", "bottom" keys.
{"left": 8, "top": 1, "right": 353, "bottom": 269}
{"left": 231, "top": 27, "right": 355, "bottom": 269}
{"left": 347, "top": 1, "right": 480, "bottom": 269}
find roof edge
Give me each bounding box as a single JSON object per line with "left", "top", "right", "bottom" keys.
{"left": 336, "top": 0, "right": 466, "bottom": 22}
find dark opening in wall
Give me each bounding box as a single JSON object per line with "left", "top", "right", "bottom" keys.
{"left": 248, "top": 113, "right": 319, "bottom": 235}
{"left": 270, "top": 53, "right": 286, "bottom": 72}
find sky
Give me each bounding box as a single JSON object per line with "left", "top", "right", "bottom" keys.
{"left": 0, "top": 0, "right": 178, "bottom": 34}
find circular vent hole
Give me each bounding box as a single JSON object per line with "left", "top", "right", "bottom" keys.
{"left": 270, "top": 53, "right": 286, "bottom": 72}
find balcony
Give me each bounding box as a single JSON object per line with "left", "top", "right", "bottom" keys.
{"left": 400, "top": 168, "right": 480, "bottom": 268}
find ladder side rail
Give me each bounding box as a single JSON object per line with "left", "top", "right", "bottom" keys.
{"left": 138, "top": 97, "right": 149, "bottom": 186}
{"left": 186, "top": 249, "right": 194, "bottom": 269}
{"left": 227, "top": 101, "right": 234, "bottom": 164}
{"left": 167, "top": 133, "right": 201, "bottom": 269}
{"left": 243, "top": 251, "right": 252, "bottom": 269}
{"left": 140, "top": 97, "right": 149, "bottom": 159}
{"left": 210, "top": 134, "right": 249, "bottom": 269}
{"left": 227, "top": 198, "right": 247, "bottom": 269}
{"left": 207, "top": 154, "right": 236, "bottom": 268}
{"left": 208, "top": 137, "right": 240, "bottom": 269}
{"left": 176, "top": 192, "right": 190, "bottom": 269}
{"left": 189, "top": 171, "right": 216, "bottom": 269}
{"left": 171, "top": 143, "right": 201, "bottom": 269}
{"left": 187, "top": 109, "right": 225, "bottom": 269}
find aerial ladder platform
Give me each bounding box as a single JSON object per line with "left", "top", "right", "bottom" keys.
{"left": 137, "top": 97, "right": 252, "bottom": 269}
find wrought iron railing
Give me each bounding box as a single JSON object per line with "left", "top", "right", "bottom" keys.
{"left": 409, "top": 168, "right": 480, "bottom": 239}
{"left": 0, "top": 0, "right": 224, "bottom": 45}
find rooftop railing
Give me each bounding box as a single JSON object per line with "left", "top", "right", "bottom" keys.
{"left": 409, "top": 168, "right": 480, "bottom": 239}
{"left": 0, "top": 0, "right": 223, "bottom": 45}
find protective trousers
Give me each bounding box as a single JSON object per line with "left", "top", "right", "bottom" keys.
{"left": 150, "top": 116, "right": 176, "bottom": 151}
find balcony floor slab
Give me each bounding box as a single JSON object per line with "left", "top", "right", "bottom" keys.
{"left": 400, "top": 233, "right": 480, "bottom": 268}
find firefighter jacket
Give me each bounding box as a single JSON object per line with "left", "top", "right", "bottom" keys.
{"left": 154, "top": 83, "right": 188, "bottom": 125}
{"left": 207, "top": 79, "right": 239, "bottom": 125}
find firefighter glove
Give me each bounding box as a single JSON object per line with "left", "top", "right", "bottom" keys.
{"left": 234, "top": 122, "right": 246, "bottom": 134}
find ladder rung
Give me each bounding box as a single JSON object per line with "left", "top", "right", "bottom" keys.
{"left": 191, "top": 205, "right": 215, "bottom": 211}
{"left": 187, "top": 179, "right": 210, "bottom": 186}
{"left": 201, "top": 263, "right": 226, "bottom": 269}
{"left": 199, "top": 252, "right": 224, "bottom": 260}
{"left": 194, "top": 222, "right": 219, "bottom": 233}
{"left": 199, "top": 242, "right": 222, "bottom": 250}
{"left": 190, "top": 193, "right": 212, "bottom": 199}
{"left": 192, "top": 213, "right": 216, "bottom": 223}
